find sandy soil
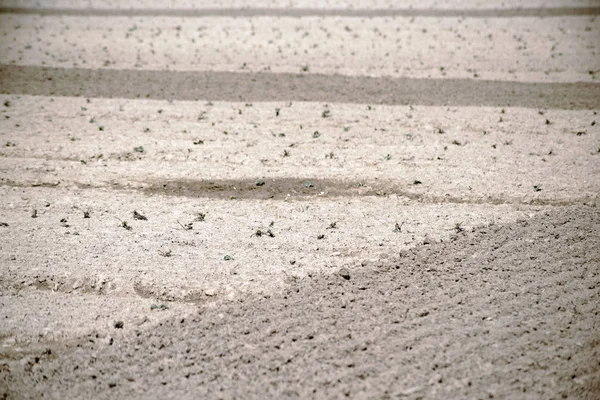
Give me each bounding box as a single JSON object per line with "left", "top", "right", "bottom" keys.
{"left": 1, "top": 1, "right": 599, "bottom": 399}
{"left": 1, "top": 12, "right": 598, "bottom": 82}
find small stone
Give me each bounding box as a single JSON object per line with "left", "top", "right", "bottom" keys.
{"left": 339, "top": 268, "right": 351, "bottom": 280}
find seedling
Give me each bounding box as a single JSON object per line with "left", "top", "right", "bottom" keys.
{"left": 150, "top": 304, "right": 168, "bottom": 311}
{"left": 394, "top": 221, "right": 404, "bottom": 233}
{"left": 301, "top": 65, "right": 309, "bottom": 72}
{"left": 327, "top": 221, "right": 337, "bottom": 229}
{"left": 313, "top": 131, "right": 320, "bottom": 138}
{"left": 31, "top": 209, "right": 37, "bottom": 218}
{"left": 355, "top": 182, "right": 364, "bottom": 187}
{"left": 283, "top": 150, "right": 290, "bottom": 157}
{"left": 113, "top": 216, "right": 132, "bottom": 230}
{"left": 454, "top": 222, "right": 464, "bottom": 233}
{"left": 5, "top": 141, "right": 16, "bottom": 147}
{"left": 83, "top": 210, "right": 90, "bottom": 218}
{"left": 133, "top": 146, "right": 144, "bottom": 153}
{"left": 384, "top": 154, "right": 392, "bottom": 160}
{"left": 317, "top": 234, "right": 325, "bottom": 240}
{"left": 503, "top": 140, "right": 513, "bottom": 146}
{"left": 437, "top": 128, "right": 445, "bottom": 134}
{"left": 275, "top": 108, "right": 281, "bottom": 117}
{"left": 255, "top": 228, "right": 275, "bottom": 237}
{"left": 3, "top": 100, "right": 10, "bottom": 107}
{"left": 158, "top": 249, "right": 172, "bottom": 257}
{"left": 193, "top": 139, "right": 204, "bottom": 145}
{"left": 255, "top": 179, "right": 265, "bottom": 186}
{"left": 133, "top": 210, "right": 147, "bottom": 220}
{"left": 305, "top": 181, "right": 314, "bottom": 188}
{"left": 413, "top": 180, "right": 422, "bottom": 185}
{"left": 195, "top": 212, "right": 206, "bottom": 222}
{"left": 452, "top": 140, "right": 462, "bottom": 146}
{"left": 322, "top": 110, "right": 331, "bottom": 118}
{"left": 98, "top": 126, "right": 104, "bottom": 131}
{"left": 224, "top": 255, "right": 234, "bottom": 261}
{"left": 533, "top": 184, "right": 543, "bottom": 192}
{"left": 576, "top": 131, "right": 586, "bottom": 136}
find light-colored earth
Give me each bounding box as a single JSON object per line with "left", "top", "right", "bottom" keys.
{"left": 0, "top": 1, "right": 599, "bottom": 399}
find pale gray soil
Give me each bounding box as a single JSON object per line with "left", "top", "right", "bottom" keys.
{"left": 2, "top": 205, "right": 599, "bottom": 399}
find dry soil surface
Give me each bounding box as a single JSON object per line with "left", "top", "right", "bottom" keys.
{"left": 0, "top": 1, "right": 599, "bottom": 399}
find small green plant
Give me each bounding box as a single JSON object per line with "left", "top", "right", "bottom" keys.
{"left": 317, "top": 234, "right": 325, "bottom": 240}
{"left": 255, "top": 228, "right": 275, "bottom": 237}
{"left": 313, "top": 131, "right": 320, "bottom": 138}
{"left": 454, "top": 222, "right": 464, "bottom": 233}
{"left": 394, "top": 221, "right": 404, "bottom": 233}
{"left": 224, "top": 255, "right": 234, "bottom": 261}
{"left": 327, "top": 222, "right": 337, "bottom": 229}
{"left": 437, "top": 128, "right": 445, "bottom": 134}
{"left": 452, "top": 140, "right": 461, "bottom": 146}
{"left": 283, "top": 149, "right": 290, "bottom": 157}
{"left": 255, "top": 179, "right": 265, "bottom": 186}
{"left": 275, "top": 108, "right": 281, "bottom": 117}
{"left": 301, "top": 65, "right": 309, "bottom": 72}
{"left": 533, "top": 184, "right": 543, "bottom": 192}
{"left": 150, "top": 304, "right": 168, "bottom": 311}
{"left": 31, "top": 209, "right": 37, "bottom": 218}
{"left": 133, "top": 146, "right": 144, "bottom": 153}
{"left": 121, "top": 220, "right": 132, "bottom": 230}
{"left": 83, "top": 210, "right": 90, "bottom": 218}
{"left": 576, "top": 131, "right": 586, "bottom": 136}
{"left": 384, "top": 154, "right": 392, "bottom": 160}
{"left": 413, "top": 180, "right": 422, "bottom": 185}
{"left": 195, "top": 212, "right": 206, "bottom": 222}
{"left": 305, "top": 181, "right": 314, "bottom": 188}
{"left": 3, "top": 100, "right": 10, "bottom": 107}
{"left": 193, "top": 139, "right": 204, "bottom": 145}
{"left": 322, "top": 109, "right": 331, "bottom": 118}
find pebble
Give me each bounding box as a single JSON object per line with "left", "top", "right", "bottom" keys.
{"left": 338, "top": 267, "right": 351, "bottom": 280}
